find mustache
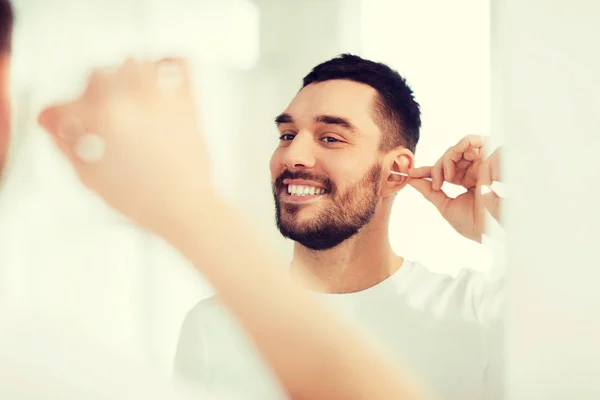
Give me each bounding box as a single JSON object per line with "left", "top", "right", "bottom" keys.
{"left": 274, "top": 170, "right": 333, "bottom": 192}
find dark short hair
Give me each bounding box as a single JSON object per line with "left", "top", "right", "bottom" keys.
{"left": 0, "top": 0, "right": 12, "bottom": 53}
{"left": 302, "top": 54, "right": 421, "bottom": 153}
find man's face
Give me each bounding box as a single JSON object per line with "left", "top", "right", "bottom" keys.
{"left": 0, "top": 54, "right": 10, "bottom": 178}
{"left": 270, "top": 80, "right": 385, "bottom": 250}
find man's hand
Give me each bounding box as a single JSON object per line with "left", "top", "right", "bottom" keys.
{"left": 407, "top": 135, "right": 502, "bottom": 242}
{"left": 479, "top": 147, "right": 502, "bottom": 223}
{"left": 37, "top": 58, "right": 214, "bottom": 235}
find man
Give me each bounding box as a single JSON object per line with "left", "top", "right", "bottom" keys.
{"left": 174, "top": 55, "right": 504, "bottom": 399}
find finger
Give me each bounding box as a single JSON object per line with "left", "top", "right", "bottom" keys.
{"left": 82, "top": 66, "right": 119, "bottom": 104}
{"left": 477, "top": 155, "right": 502, "bottom": 224}
{"left": 456, "top": 158, "right": 472, "bottom": 171}
{"left": 118, "top": 57, "right": 156, "bottom": 95}
{"left": 439, "top": 136, "right": 486, "bottom": 185}
{"left": 442, "top": 156, "right": 455, "bottom": 182}
{"left": 478, "top": 152, "right": 493, "bottom": 188}
{"left": 38, "top": 103, "right": 87, "bottom": 166}
{"left": 463, "top": 147, "right": 480, "bottom": 162}
{"left": 154, "top": 57, "right": 191, "bottom": 93}
{"left": 38, "top": 104, "right": 83, "bottom": 165}
{"left": 488, "top": 147, "right": 502, "bottom": 182}
{"left": 407, "top": 166, "right": 432, "bottom": 178}
{"left": 431, "top": 159, "right": 444, "bottom": 191}
{"left": 456, "top": 135, "right": 486, "bottom": 151}
{"left": 480, "top": 136, "right": 495, "bottom": 159}
{"left": 447, "top": 135, "right": 486, "bottom": 162}
{"left": 443, "top": 136, "right": 485, "bottom": 181}
{"left": 481, "top": 188, "right": 502, "bottom": 222}
{"left": 408, "top": 178, "right": 451, "bottom": 215}
{"left": 118, "top": 57, "right": 187, "bottom": 96}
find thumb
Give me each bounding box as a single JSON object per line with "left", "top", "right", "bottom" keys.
{"left": 408, "top": 178, "right": 450, "bottom": 214}
{"left": 38, "top": 102, "right": 87, "bottom": 167}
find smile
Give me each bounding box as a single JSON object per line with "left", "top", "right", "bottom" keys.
{"left": 281, "top": 184, "right": 328, "bottom": 203}
{"left": 287, "top": 184, "right": 327, "bottom": 196}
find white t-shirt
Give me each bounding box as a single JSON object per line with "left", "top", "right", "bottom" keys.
{"left": 174, "top": 260, "right": 505, "bottom": 400}
{"left": 0, "top": 310, "right": 238, "bottom": 399}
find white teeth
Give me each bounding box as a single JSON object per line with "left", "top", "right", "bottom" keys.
{"left": 286, "top": 185, "right": 326, "bottom": 196}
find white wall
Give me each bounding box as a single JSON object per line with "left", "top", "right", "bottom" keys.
{"left": 494, "top": 1, "right": 600, "bottom": 398}
{"left": 361, "top": 0, "right": 495, "bottom": 277}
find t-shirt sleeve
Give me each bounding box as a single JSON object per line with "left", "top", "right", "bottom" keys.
{"left": 173, "top": 299, "right": 290, "bottom": 400}
{"left": 0, "top": 311, "right": 202, "bottom": 399}
{"left": 173, "top": 302, "right": 211, "bottom": 384}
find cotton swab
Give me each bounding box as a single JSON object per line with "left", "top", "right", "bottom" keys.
{"left": 390, "top": 171, "right": 432, "bottom": 181}
{"left": 391, "top": 171, "right": 505, "bottom": 197}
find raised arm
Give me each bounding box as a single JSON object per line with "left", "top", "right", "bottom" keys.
{"left": 38, "top": 58, "right": 428, "bottom": 400}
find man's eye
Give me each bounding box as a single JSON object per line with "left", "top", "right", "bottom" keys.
{"left": 279, "top": 134, "right": 295, "bottom": 141}
{"left": 321, "top": 137, "right": 339, "bottom": 143}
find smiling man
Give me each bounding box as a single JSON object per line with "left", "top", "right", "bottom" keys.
{"left": 175, "top": 54, "right": 504, "bottom": 399}
{"left": 270, "top": 70, "right": 416, "bottom": 289}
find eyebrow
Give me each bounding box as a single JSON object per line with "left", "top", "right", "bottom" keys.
{"left": 275, "top": 113, "right": 294, "bottom": 125}
{"left": 274, "top": 113, "right": 357, "bottom": 133}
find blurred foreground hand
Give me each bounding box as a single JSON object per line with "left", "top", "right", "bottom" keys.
{"left": 38, "top": 58, "right": 213, "bottom": 235}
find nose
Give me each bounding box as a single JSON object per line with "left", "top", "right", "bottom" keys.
{"left": 282, "top": 132, "right": 316, "bottom": 169}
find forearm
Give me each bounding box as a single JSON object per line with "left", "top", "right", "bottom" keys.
{"left": 162, "top": 196, "right": 426, "bottom": 400}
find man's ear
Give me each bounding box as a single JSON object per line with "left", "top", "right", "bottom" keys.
{"left": 380, "top": 147, "right": 414, "bottom": 197}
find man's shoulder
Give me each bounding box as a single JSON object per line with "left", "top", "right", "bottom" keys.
{"left": 401, "top": 261, "right": 501, "bottom": 324}
{"left": 186, "top": 295, "right": 227, "bottom": 319}
{"left": 182, "top": 295, "right": 238, "bottom": 335}
{"left": 181, "top": 295, "right": 270, "bottom": 352}
{"left": 0, "top": 310, "right": 201, "bottom": 399}
{"left": 176, "top": 295, "right": 261, "bottom": 372}
{"left": 176, "top": 298, "right": 288, "bottom": 399}
{"left": 401, "top": 260, "right": 490, "bottom": 293}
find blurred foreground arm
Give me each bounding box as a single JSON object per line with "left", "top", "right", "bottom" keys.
{"left": 37, "top": 58, "right": 427, "bottom": 400}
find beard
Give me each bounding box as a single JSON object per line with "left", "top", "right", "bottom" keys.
{"left": 273, "top": 164, "right": 381, "bottom": 251}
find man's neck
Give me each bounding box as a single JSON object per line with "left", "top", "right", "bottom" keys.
{"left": 290, "top": 213, "right": 403, "bottom": 294}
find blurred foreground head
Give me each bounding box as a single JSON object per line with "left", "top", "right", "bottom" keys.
{"left": 0, "top": 0, "right": 12, "bottom": 178}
